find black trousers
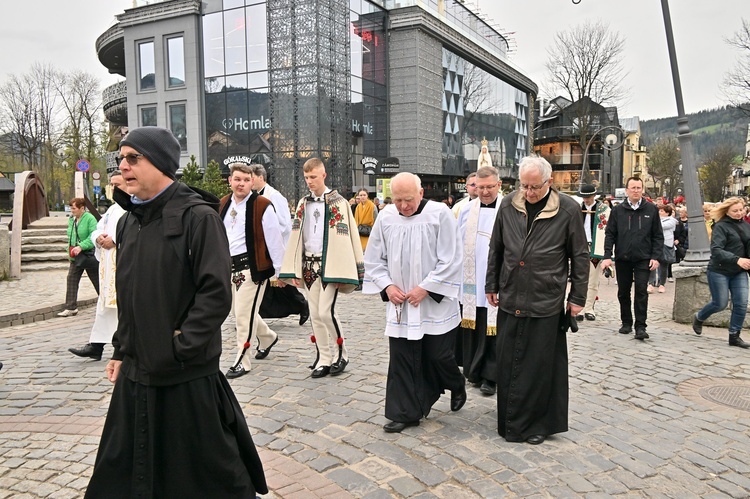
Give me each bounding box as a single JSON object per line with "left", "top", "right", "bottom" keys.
{"left": 64, "top": 260, "right": 99, "bottom": 310}
{"left": 615, "top": 259, "right": 651, "bottom": 329}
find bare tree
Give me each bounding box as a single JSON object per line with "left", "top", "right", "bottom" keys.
{"left": 699, "top": 143, "right": 742, "bottom": 202}
{"left": 722, "top": 19, "right": 750, "bottom": 116}
{"left": 646, "top": 137, "right": 682, "bottom": 201}
{"left": 544, "top": 21, "right": 628, "bottom": 181}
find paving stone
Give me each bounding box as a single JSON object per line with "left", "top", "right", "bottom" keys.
{"left": 389, "top": 476, "right": 426, "bottom": 497}
{"left": 326, "top": 468, "right": 379, "bottom": 496}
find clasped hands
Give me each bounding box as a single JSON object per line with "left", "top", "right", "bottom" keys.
{"left": 386, "top": 284, "right": 428, "bottom": 307}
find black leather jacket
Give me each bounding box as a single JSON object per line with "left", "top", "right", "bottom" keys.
{"left": 485, "top": 189, "right": 589, "bottom": 318}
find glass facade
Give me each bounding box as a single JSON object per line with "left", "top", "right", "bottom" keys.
{"left": 441, "top": 48, "right": 529, "bottom": 178}
{"left": 204, "top": 0, "right": 387, "bottom": 176}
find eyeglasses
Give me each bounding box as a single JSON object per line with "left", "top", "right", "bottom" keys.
{"left": 117, "top": 153, "right": 144, "bottom": 165}
{"left": 519, "top": 182, "right": 547, "bottom": 192}
{"left": 467, "top": 183, "right": 476, "bottom": 188}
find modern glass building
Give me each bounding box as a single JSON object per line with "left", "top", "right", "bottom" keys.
{"left": 97, "top": 0, "right": 536, "bottom": 202}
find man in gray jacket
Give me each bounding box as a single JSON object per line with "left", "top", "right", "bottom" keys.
{"left": 486, "top": 156, "right": 589, "bottom": 445}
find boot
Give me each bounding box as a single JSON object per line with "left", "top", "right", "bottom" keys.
{"left": 692, "top": 314, "right": 703, "bottom": 335}
{"left": 728, "top": 332, "right": 750, "bottom": 349}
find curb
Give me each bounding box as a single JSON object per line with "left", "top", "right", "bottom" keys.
{"left": 0, "top": 297, "right": 98, "bottom": 329}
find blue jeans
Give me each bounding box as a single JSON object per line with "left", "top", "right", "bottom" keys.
{"left": 697, "top": 270, "right": 749, "bottom": 333}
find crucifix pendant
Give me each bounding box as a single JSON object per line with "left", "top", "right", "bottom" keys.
{"left": 313, "top": 208, "right": 321, "bottom": 233}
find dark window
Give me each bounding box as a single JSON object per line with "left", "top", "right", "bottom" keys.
{"left": 169, "top": 103, "right": 187, "bottom": 151}
{"left": 141, "top": 106, "right": 157, "bottom": 127}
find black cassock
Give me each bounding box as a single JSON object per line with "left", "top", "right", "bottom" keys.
{"left": 86, "top": 373, "right": 267, "bottom": 498}
{"left": 495, "top": 311, "right": 569, "bottom": 441}
{"left": 386, "top": 328, "right": 465, "bottom": 423}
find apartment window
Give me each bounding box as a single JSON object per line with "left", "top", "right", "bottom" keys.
{"left": 140, "top": 106, "right": 157, "bottom": 127}
{"left": 169, "top": 103, "right": 187, "bottom": 151}
{"left": 167, "top": 36, "right": 185, "bottom": 88}
{"left": 138, "top": 41, "right": 156, "bottom": 91}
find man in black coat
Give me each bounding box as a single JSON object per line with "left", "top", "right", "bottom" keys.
{"left": 601, "top": 177, "right": 664, "bottom": 341}
{"left": 85, "top": 127, "right": 267, "bottom": 498}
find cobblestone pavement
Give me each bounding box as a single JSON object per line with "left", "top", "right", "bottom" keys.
{"left": 1, "top": 272, "right": 750, "bottom": 498}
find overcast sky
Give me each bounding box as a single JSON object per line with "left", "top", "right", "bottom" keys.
{"left": 478, "top": 0, "right": 750, "bottom": 120}
{"left": 0, "top": 1, "right": 747, "bottom": 121}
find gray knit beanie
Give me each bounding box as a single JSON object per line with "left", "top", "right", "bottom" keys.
{"left": 119, "top": 127, "right": 181, "bottom": 179}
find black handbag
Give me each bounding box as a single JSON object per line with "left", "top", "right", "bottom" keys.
{"left": 74, "top": 250, "right": 97, "bottom": 269}
{"left": 358, "top": 224, "right": 371, "bottom": 236}
{"left": 662, "top": 245, "right": 676, "bottom": 264}
{"left": 73, "top": 218, "right": 98, "bottom": 269}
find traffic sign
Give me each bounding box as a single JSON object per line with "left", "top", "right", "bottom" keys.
{"left": 76, "top": 159, "right": 90, "bottom": 172}
{"left": 92, "top": 171, "right": 101, "bottom": 180}
{"left": 93, "top": 185, "right": 101, "bottom": 195}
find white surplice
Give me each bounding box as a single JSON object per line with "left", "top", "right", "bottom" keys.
{"left": 89, "top": 202, "right": 126, "bottom": 344}
{"left": 363, "top": 201, "right": 462, "bottom": 340}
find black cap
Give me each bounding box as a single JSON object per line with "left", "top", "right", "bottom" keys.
{"left": 119, "top": 127, "right": 181, "bottom": 179}
{"left": 578, "top": 184, "right": 598, "bottom": 197}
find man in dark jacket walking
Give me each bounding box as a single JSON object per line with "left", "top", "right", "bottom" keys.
{"left": 601, "top": 177, "right": 664, "bottom": 340}
{"left": 486, "top": 156, "right": 589, "bottom": 445}
{"left": 85, "top": 127, "right": 267, "bottom": 498}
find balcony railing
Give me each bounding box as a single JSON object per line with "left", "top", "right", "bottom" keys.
{"left": 103, "top": 81, "right": 128, "bottom": 126}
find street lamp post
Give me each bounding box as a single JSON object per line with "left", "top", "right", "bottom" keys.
{"left": 572, "top": 0, "right": 710, "bottom": 265}
{"left": 580, "top": 125, "right": 625, "bottom": 194}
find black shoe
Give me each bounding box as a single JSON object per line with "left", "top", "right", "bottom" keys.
{"left": 584, "top": 313, "right": 596, "bottom": 321}
{"left": 729, "top": 332, "right": 750, "bottom": 348}
{"left": 692, "top": 314, "right": 703, "bottom": 336}
{"left": 479, "top": 380, "right": 496, "bottom": 396}
{"left": 311, "top": 365, "right": 331, "bottom": 378}
{"left": 383, "top": 420, "right": 419, "bottom": 433}
{"left": 575, "top": 314, "right": 584, "bottom": 322}
{"left": 618, "top": 324, "right": 632, "bottom": 334}
{"left": 226, "top": 365, "right": 249, "bottom": 379}
{"left": 634, "top": 328, "right": 649, "bottom": 340}
{"left": 299, "top": 307, "right": 310, "bottom": 326}
{"left": 68, "top": 343, "right": 103, "bottom": 361}
{"left": 254, "top": 336, "right": 279, "bottom": 360}
{"left": 329, "top": 358, "right": 348, "bottom": 376}
{"left": 451, "top": 384, "right": 467, "bottom": 412}
{"left": 526, "top": 434, "right": 546, "bottom": 445}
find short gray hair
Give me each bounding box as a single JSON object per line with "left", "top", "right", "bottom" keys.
{"left": 108, "top": 170, "right": 123, "bottom": 181}
{"left": 476, "top": 166, "right": 499, "bottom": 180}
{"left": 250, "top": 164, "right": 267, "bottom": 179}
{"left": 518, "top": 155, "right": 552, "bottom": 183}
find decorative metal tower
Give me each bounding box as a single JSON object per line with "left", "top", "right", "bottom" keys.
{"left": 267, "top": 0, "right": 352, "bottom": 202}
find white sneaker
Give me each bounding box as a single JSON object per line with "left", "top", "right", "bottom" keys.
{"left": 647, "top": 285, "right": 654, "bottom": 293}
{"left": 57, "top": 309, "right": 78, "bottom": 317}
{"left": 668, "top": 277, "right": 674, "bottom": 282}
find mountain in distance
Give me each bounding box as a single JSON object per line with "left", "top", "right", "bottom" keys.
{"left": 640, "top": 105, "right": 748, "bottom": 160}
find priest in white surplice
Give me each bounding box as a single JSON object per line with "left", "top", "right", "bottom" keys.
{"left": 457, "top": 166, "right": 500, "bottom": 396}
{"left": 363, "top": 172, "right": 467, "bottom": 433}
{"left": 69, "top": 171, "right": 128, "bottom": 361}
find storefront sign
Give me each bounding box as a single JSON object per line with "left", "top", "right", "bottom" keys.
{"left": 222, "top": 155, "right": 254, "bottom": 167}
{"left": 377, "top": 157, "right": 400, "bottom": 174}
{"left": 222, "top": 116, "right": 271, "bottom": 131}
{"left": 361, "top": 156, "right": 378, "bottom": 175}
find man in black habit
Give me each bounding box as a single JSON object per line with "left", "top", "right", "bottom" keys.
{"left": 486, "top": 155, "right": 589, "bottom": 445}
{"left": 85, "top": 127, "right": 267, "bottom": 498}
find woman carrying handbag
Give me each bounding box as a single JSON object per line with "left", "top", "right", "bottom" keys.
{"left": 58, "top": 198, "right": 100, "bottom": 317}
{"left": 692, "top": 197, "right": 750, "bottom": 348}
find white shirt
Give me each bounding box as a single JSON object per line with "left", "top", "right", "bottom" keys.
{"left": 583, "top": 201, "right": 596, "bottom": 243}
{"left": 258, "top": 183, "right": 292, "bottom": 245}
{"left": 302, "top": 188, "right": 330, "bottom": 255}
{"left": 224, "top": 195, "right": 249, "bottom": 257}
{"left": 458, "top": 198, "right": 498, "bottom": 308}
